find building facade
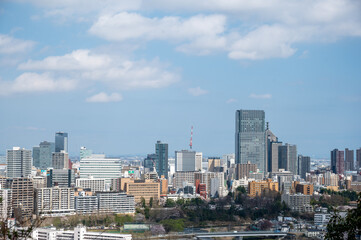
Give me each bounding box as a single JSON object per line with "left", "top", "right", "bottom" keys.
{"left": 298, "top": 155, "right": 311, "bottom": 179}
{"left": 55, "top": 132, "right": 68, "bottom": 153}
{"left": 6, "top": 147, "right": 32, "bottom": 178}
{"left": 76, "top": 178, "right": 106, "bottom": 192}
{"left": 235, "top": 110, "right": 266, "bottom": 172}
{"left": 175, "top": 150, "right": 202, "bottom": 172}
{"left": 278, "top": 144, "right": 297, "bottom": 175}
{"left": 345, "top": 148, "right": 354, "bottom": 171}
{"left": 35, "top": 187, "right": 75, "bottom": 216}
{"left": 331, "top": 149, "right": 344, "bottom": 174}
{"left": 97, "top": 192, "right": 135, "bottom": 214}
{"left": 52, "top": 151, "right": 69, "bottom": 169}
{"left": 155, "top": 141, "right": 168, "bottom": 179}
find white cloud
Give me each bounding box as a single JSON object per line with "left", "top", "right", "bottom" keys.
{"left": 188, "top": 87, "right": 208, "bottom": 96}
{"left": 0, "top": 34, "right": 35, "bottom": 54}
{"left": 86, "top": 92, "right": 123, "bottom": 102}
{"left": 249, "top": 93, "right": 272, "bottom": 99}
{"left": 0, "top": 72, "right": 77, "bottom": 96}
{"left": 226, "top": 98, "right": 237, "bottom": 104}
{"left": 19, "top": 49, "right": 111, "bottom": 70}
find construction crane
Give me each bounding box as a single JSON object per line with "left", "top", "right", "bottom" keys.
{"left": 189, "top": 126, "right": 193, "bottom": 150}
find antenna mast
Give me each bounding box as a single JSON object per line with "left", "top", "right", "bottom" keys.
{"left": 189, "top": 126, "right": 193, "bottom": 150}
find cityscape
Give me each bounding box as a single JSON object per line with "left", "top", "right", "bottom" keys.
{"left": 0, "top": 109, "right": 360, "bottom": 239}
{"left": 1, "top": 1, "right": 361, "bottom": 240}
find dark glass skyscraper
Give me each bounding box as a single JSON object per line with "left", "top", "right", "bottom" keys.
{"left": 33, "top": 141, "right": 55, "bottom": 169}
{"left": 331, "top": 149, "right": 344, "bottom": 174}
{"left": 298, "top": 155, "right": 310, "bottom": 179}
{"left": 55, "top": 132, "right": 68, "bottom": 153}
{"left": 235, "top": 110, "right": 266, "bottom": 172}
{"left": 155, "top": 140, "right": 168, "bottom": 179}
{"left": 345, "top": 148, "right": 354, "bottom": 171}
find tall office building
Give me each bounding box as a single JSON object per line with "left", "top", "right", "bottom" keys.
{"left": 47, "top": 169, "right": 75, "bottom": 188}
{"left": 278, "top": 144, "right": 297, "bottom": 174}
{"left": 175, "top": 150, "right": 202, "bottom": 172}
{"left": 33, "top": 141, "right": 55, "bottom": 169}
{"left": 55, "top": 132, "right": 68, "bottom": 153}
{"left": 235, "top": 110, "right": 266, "bottom": 172}
{"left": 269, "top": 141, "right": 282, "bottom": 173}
{"left": 345, "top": 148, "right": 354, "bottom": 171}
{"left": 6, "top": 147, "right": 32, "bottom": 178}
{"left": 298, "top": 155, "right": 310, "bottom": 179}
{"left": 331, "top": 149, "right": 344, "bottom": 174}
{"left": 52, "top": 151, "right": 69, "bottom": 169}
{"left": 80, "top": 154, "right": 122, "bottom": 183}
{"left": 155, "top": 141, "right": 168, "bottom": 179}
{"left": 357, "top": 148, "right": 361, "bottom": 170}
{"left": 144, "top": 154, "right": 157, "bottom": 170}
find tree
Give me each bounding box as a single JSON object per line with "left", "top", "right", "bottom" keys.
{"left": 149, "top": 197, "right": 153, "bottom": 208}
{"left": 325, "top": 193, "right": 361, "bottom": 240}
{"left": 140, "top": 197, "right": 146, "bottom": 208}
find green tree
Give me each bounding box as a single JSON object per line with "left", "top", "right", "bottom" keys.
{"left": 325, "top": 193, "right": 361, "bottom": 240}
{"left": 149, "top": 197, "right": 153, "bottom": 208}
{"left": 140, "top": 197, "right": 146, "bottom": 208}
{"left": 164, "top": 199, "right": 176, "bottom": 207}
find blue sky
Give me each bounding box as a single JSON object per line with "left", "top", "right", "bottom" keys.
{"left": 0, "top": 0, "right": 360, "bottom": 158}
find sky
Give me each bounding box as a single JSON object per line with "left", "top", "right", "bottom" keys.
{"left": 0, "top": 0, "right": 360, "bottom": 158}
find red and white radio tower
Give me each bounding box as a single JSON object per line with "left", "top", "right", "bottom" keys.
{"left": 189, "top": 126, "right": 193, "bottom": 150}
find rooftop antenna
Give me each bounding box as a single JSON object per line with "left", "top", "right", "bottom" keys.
{"left": 189, "top": 126, "right": 193, "bottom": 150}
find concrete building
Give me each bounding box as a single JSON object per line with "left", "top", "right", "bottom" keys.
{"left": 75, "top": 195, "right": 98, "bottom": 214}
{"left": 32, "top": 176, "right": 47, "bottom": 188}
{"left": 52, "top": 151, "right": 69, "bottom": 169}
{"left": 194, "top": 172, "right": 226, "bottom": 197}
{"left": 6, "top": 147, "right": 32, "bottom": 178}
{"left": 173, "top": 171, "right": 196, "bottom": 189}
{"left": 76, "top": 177, "right": 106, "bottom": 192}
{"left": 32, "top": 226, "right": 132, "bottom": 240}
{"left": 144, "top": 154, "right": 157, "bottom": 172}
{"left": 295, "top": 183, "right": 314, "bottom": 195}
{"left": 155, "top": 141, "right": 168, "bottom": 179}
{"left": 314, "top": 213, "right": 331, "bottom": 225}
{"left": 248, "top": 179, "right": 278, "bottom": 197}
{"left": 0, "top": 187, "right": 11, "bottom": 219}
{"left": 208, "top": 157, "right": 221, "bottom": 172}
{"left": 80, "top": 154, "right": 122, "bottom": 183}
{"left": 265, "top": 124, "right": 280, "bottom": 173}
{"left": 281, "top": 193, "right": 313, "bottom": 212}
{"left": 80, "top": 147, "right": 92, "bottom": 160}
{"left": 324, "top": 171, "right": 339, "bottom": 187}
{"left": 35, "top": 187, "right": 75, "bottom": 216}
{"left": 279, "top": 144, "right": 297, "bottom": 175}
{"left": 331, "top": 149, "right": 344, "bottom": 174}
{"left": 235, "top": 110, "right": 266, "bottom": 172}
{"left": 125, "top": 180, "right": 160, "bottom": 204}
{"left": 7, "top": 177, "right": 34, "bottom": 218}
{"left": 55, "top": 132, "right": 68, "bottom": 153}
{"left": 357, "top": 148, "right": 361, "bottom": 170}
{"left": 175, "top": 150, "right": 202, "bottom": 172}
{"left": 47, "top": 169, "right": 75, "bottom": 188}
{"left": 236, "top": 161, "right": 257, "bottom": 179}
{"left": 345, "top": 148, "right": 354, "bottom": 171}
{"left": 33, "top": 141, "right": 55, "bottom": 169}
{"left": 97, "top": 192, "right": 135, "bottom": 214}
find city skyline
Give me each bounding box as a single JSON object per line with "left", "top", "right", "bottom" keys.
{"left": 0, "top": 1, "right": 361, "bottom": 158}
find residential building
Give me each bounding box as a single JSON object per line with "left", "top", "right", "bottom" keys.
{"left": 331, "top": 149, "right": 344, "bottom": 174}
{"left": 7, "top": 177, "right": 34, "bottom": 218}
{"left": 155, "top": 141, "right": 168, "bottom": 179}
{"left": 345, "top": 148, "right": 354, "bottom": 171}
{"left": 298, "top": 155, "right": 311, "bottom": 179}
{"left": 235, "top": 110, "right": 266, "bottom": 172}
{"left": 125, "top": 180, "right": 160, "bottom": 204}
{"left": 55, "top": 132, "right": 68, "bottom": 153}
{"left": 295, "top": 183, "right": 314, "bottom": 195}
{"left": 35, "top": 187, "right": 75, "bottom": 216}
{"left": 248, "top": 179, "right": 278, "bottom": 197}
{"left": 194, "top": 172, "right": 226, "bottom": 197}
{"left": 314, "top": 213, "right": 331, "bottom": 225}
{"left": 6, "top": 147, "right": 32, "bottom": 178}
{"left": 32, "top": 176, "right": 47, "bottom": 188}
{"left": 281, "top": 193, "right": 313, "bottom": 212}
{"left": 279, "top": 144, "right": 297, "bottom": 175}
{"left": 0, "top": 188, "right": 11, "bottom": 219}
{"left": 236, "top": 161, "right": 257, "bottom": 179}
{"left": 79, "top": 154, "right": 122, "bottom": 183}
{"left": 175, "top": 150, "right": 202, "bottom": 171}
{"left": 97, "top": 192, "right": 135, "bottom": 214}
{"left": 52, "top": 151, "right": 69, "bottom": 169}
{"left": 75, "top": 195, "right": 98, "bottom": 214}
{"left": 76, "top": 177, "right": 106, "bottom": 192}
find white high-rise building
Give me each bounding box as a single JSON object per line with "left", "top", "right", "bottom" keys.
{"left": 80, "top": 154, "right": 122, "bottom": 183}
{"left": 175, "top": 150, "right": 202, "bottom": 172}
{"left": 6, "top": 147, "right": 32, "bottom": 178}
{"left": 35, "top": 187, "right": 75, "bottom": 216}
{"left": 76, "top": 177, "right": 106, "bottom": 192}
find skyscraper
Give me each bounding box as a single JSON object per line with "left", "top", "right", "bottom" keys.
{"left": 298, "top": 155, "right": 310, "bottom": 179}
{"left": 80, "top": 147, "right": 93, "bottom": 160}
{"left": 55, "top": 132, "right": 68, "bottom": 153}
{"left": 52, "top": 151, "right": 69, "bottom": 169}
{"left": 175, "top": 150, "right": 202, "bottom": 172}
{"left": 6, "top": 147, "right": 32, "bottom": 178}
{"left": 235, "top": 110, "right": 266, "bottom": 172}
{"left": 345, "top": 148, "right": 354, "bottom": 171}
{"left": 331, "top": 149, "right": 344, "bottom": 174}
{"left": 278, "top": 144, "right": 297, "bottom": 174}
{"left": 155, "top": 141, "right": 168, "bottom": 179}
{"left": 33, "top": 141, "right": 55, "bottom": 169}
{"left": 357, "top": 148, "right": 361, "bottom": 170}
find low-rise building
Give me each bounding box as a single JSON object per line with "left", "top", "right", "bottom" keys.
{"left": 125, "top": 180, "right": 160, "bottom": 204}
{"left": 248, "top": 179, "right": 278, "bottom": 197}
{"left": 314, "top": 213, "right": 331, "bottom": 225}
{"left": 281, "top": 193, "right": 313, "bottom": 212}
{"left": 97, "top": 192, "right": 135, "bottom": 214}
